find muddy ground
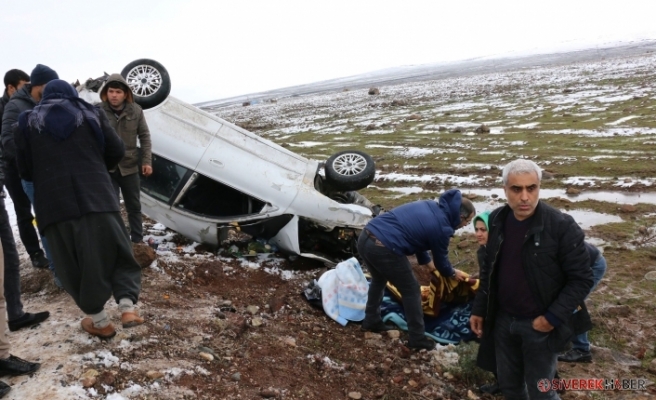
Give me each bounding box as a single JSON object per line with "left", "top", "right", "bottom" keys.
{"left": 4, "top": 209, "right": 654, "bottom": 400}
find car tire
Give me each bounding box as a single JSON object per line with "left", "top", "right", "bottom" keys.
{"left": 121, "top": 59, "right": 171, "bottom": 109}
{"left": 324, "top": 150, "right": 375, "bottom": 191}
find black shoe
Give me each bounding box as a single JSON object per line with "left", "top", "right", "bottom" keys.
{"left": 8, "top": 312, "right": 50, "bottom": 332}
{"left": 479, "top": 381, "right": 501, "bottom": 394}
{"left": 0, "top": 381, "right": 9, "bottom": 398}
{"left": 30, "top": 250, "right": 50, "bottom": 269}
{"left": 361, "top": 321, "right": 394, "bottom": 333}
{"left": 558, "top": 348, "right": 592, "bottom": 363}
{"left": 408, "top": 337, "right": 436, "bottom": 351}
{"left": 0, "top": 355, "right": 40, "bottom": 377}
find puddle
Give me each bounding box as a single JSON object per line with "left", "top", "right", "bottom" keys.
{"left": 374, "top": 175, "right": 656, "bottom": 204}
{"left": 376, "top": 172, "right": 485, "bottom": 185}
{"left": 462, "top": 188, "right": 656, "bottom": 205}
{"left": 459, "top": 205, "right": 621, "bottom": 235}
{"left": 562, "top": 209, "right": 623, "bottom": 229}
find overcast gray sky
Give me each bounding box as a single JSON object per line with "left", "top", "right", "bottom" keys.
{"left": 1, "top": 0, "right": 654, "bottom": 103}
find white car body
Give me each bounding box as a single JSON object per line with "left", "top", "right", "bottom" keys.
{"left": 142, "top": 96, "right": 373, "bottom": 262}
{"left": 79, "top": 60, "right": 378, "bottom": 264}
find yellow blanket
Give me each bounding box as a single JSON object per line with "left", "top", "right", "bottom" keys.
{"left": 387, "top": 270, "right": 479, "bottom": 317}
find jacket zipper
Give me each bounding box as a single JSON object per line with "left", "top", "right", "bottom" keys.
{"left": 486, "top": 233, "right": 503, "bottom": 319}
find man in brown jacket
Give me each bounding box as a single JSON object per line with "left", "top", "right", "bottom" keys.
{"left": 99, "top": 74, "right": 153, "bottom": 243}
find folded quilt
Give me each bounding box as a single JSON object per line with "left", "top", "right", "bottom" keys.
{"left": 317, "top": 257, "right": 369, "bottom": 326}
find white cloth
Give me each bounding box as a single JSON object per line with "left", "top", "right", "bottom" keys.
{"left": 317, "top": 257, "right": 369, "bottom": 326}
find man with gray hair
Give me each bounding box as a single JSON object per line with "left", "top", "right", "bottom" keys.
{"left": 470, "top": 159, "right": 593, "bottom": 399}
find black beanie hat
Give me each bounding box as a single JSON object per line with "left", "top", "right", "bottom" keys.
{"left": 30, "top": 64, "right": 59, "bottom": 86}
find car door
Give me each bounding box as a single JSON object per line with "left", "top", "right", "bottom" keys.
{"left": 141, "top": 98, "right": 222, "bottom": 243}
{"left": 193, "top": 118, "right": 310, "bottom": 218}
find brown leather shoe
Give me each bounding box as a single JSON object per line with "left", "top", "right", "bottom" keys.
{"left": 121, "top": 311, "right": 144, "bottom": 328}
{"left": 81, "top": 318, "right": 116, "bottom": 339}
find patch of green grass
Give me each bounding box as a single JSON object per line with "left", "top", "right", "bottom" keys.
{"left": 448, "top": 341, "right": 494, "bottom": 386}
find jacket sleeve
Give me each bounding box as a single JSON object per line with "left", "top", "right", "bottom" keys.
{"left": 137, "top": 108, "right": 152, "bottom": 166}
{"left": 472, "top": 249, "right": 491, "bottom": 317}
{"left": 14, "top": 114, "right": 32, "bottom": 182}
{"left": 1, "top": 101, "right": 19, "bottom": 161}
{"left": 429, "top": 234, "right": 455, "bottom": 277}
{"left": 546, "top": 215, "right": 593, "bottom": 323}
{"left": 99, "top": 110, "right": 126, "bottom": 169}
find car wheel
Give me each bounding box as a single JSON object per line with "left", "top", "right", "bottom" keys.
{"left": 324, "top": 150, "right": 375, "bottom": 191}
{"left": 121, "top": 59, "right": 171, "bottom": 109}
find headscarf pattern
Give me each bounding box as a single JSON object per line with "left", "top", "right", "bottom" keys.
{"left": 19, "top": 79, "right": 105, "bottom": 151}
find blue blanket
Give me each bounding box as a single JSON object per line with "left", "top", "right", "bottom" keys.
{"left": 380, "top": 291, "right": 476, "bottom": 345}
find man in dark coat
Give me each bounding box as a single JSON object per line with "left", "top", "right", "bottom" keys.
{"left": 15, "top": 79, "right": 144, "bottom": 339}
{"left": 0, "top": 69, "right": 29, "bottom": 119}
{"left": 470, "top": 159, "right": 593, "bottom": 400}
{"left": 1, "top": 65, "right": 55, "bottom": 270}
{"left": 357, "top": 189, "right": 475, "bottom": 350}
{"left": 0, "top": 68, "right": 51, "bottom": 332}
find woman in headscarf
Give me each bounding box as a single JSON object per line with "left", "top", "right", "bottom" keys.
{"left": 15, "top": 79, "right": 144, "bottom": 339}
{"left": 471, "top": 210, "right": 501, "bottom": 394}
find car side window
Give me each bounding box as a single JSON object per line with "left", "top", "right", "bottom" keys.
{"left": 141, "top": 154, "right": 190, "bottom": 203}
{"left": 176, "top": 174, "right": 266, "bottom": 217}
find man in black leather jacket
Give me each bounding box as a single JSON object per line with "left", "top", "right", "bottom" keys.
{"left": 470, "top": 159, "right": 593, "bottom": 400}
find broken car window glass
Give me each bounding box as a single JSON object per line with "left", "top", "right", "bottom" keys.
{"left": 141, "top": 154, "right": 190, "bottom": 203}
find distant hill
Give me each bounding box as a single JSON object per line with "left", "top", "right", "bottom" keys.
{"left": 197, "top": 39, "right": 656, "bottom": 111}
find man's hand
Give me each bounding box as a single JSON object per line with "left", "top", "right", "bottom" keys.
{"left": 532, "top": 315, "right": 554, "bottom": 333}
{"left": 470, "top": 315, "right": 484, "bottom": 338}
{"left": 423, "top": 261, "right": 437, "bottom": 271}
{"left": 453, "top": 269, "right": 468, "bottom": 282}
{"left": 142, "top": 165, "right": 153, "bottom": 177}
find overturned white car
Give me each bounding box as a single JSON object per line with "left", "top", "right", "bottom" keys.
{"left": 80, "top": 59, "right": 380, "bottom": 264}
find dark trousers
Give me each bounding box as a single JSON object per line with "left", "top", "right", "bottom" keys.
{"left": 21, "top": 179, "right": 55, "bottom": 274}
{"left": 3, "top": 161, "right": 40, "bottom": 255}
{"left": 45, "top": 212, "right": 142, "bottom": 315}
{"left": 356, "top": 231, "right": 426, "bottom": 344}
{"left": 0, "top": 197, "right": 24, "bottom": 321}
{"left": 110, "top": 171, "right": 143, "bottom": 243}
{"left": 495, "top": 311, "right": 559, "bottom": 400}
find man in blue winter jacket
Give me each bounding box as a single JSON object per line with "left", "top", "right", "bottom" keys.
{"left": 357, "top": 189, "right": 475, "bottom": 350}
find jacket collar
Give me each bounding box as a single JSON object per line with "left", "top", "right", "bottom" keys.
{"left": 492, "top": 201, "right": 546, "bottom": 237}
{"left": 102, "top": 101, "right": 136, "bottom": 117}
{"left": 13, "top": 85, "right": 37, "bottom": 105}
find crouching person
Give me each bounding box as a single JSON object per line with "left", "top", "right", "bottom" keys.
{"left": 357, "top": 189, "right": 475, "bottom": 351}
{"left": 15, "top": 79, "right": 144, "bottom": 339}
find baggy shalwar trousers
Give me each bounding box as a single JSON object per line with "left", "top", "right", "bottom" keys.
{"left": 45, "top": 212, "right": 142, "bottom": 315}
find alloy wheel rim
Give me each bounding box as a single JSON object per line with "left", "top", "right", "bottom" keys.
{"left": 125, "top": 65, "right": 162, "bottom": 97}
